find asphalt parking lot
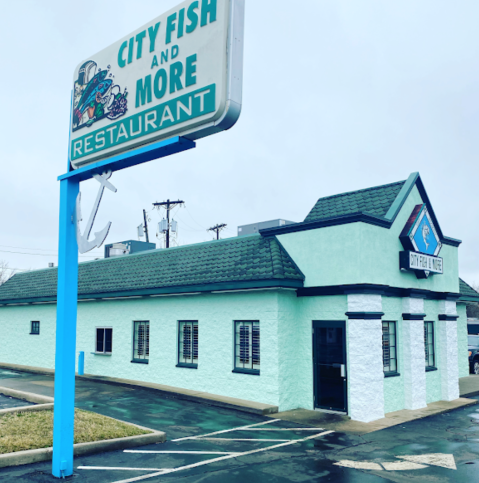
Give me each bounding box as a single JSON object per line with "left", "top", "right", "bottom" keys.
{"left": 0, "top": 369, "right": 479, "bottom": 482}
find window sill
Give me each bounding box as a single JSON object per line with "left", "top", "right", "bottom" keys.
{"left": 131, "top": 359, "right": 149, "bottom": 364}
{"left": 426, "top": 366, "right": 437, "bottom": 372}
{"left": 29, "top": 333, "right": 40, "bottom": 335}
{"left": 176, "top": 363, "right": 198, "bottom": 369}
{"left": 233, "top": 368, "right": 260, "bottom": 376}
{"left": 91, "top": 352, "right": 112, "bottom": 356}
{"left": 384, "top": 372, "right": 400, "bottom": 378}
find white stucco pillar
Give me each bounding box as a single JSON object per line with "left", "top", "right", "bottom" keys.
{"left": 438, "top": 300, "right": 460, "bottom": 401}
{"left": 402, "top": 298, "right": 427, "bottom": 410}
{"left": 347, "top": 294, "right": 385, "bottom": 423}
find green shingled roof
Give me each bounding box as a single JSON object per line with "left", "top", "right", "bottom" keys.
{"left": 304, "top": 180, "right": 406, "bottom": 223}
{"left": 0, "top": 235, "right": 305, "bottom": 303}
{"left": 460, "top": 278, "right": 479, "bottom": 300}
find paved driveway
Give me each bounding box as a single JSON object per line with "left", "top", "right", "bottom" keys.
{"left": 0, "top": 369, "right": 478, "bottom": 482}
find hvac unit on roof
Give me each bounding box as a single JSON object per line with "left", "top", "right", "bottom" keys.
{"left": 108, "top": 243, "right": 130, "bottom": 257}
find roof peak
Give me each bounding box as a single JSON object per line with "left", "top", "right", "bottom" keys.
{"left": 304, "top": 178, "right": 407, "bottom": 223}
{"left": 312, "top": 180, "right": 406, "bottom": 203}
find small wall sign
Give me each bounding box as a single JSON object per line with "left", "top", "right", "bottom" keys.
{"left": 400, "top": 251, "right": 443, "bottom": 276}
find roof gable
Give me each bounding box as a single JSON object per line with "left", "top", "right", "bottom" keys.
{"left": 304, "top": 180, "right": 406, "bottom": 223}
{"left": 460, "top": 278, "right": 479, "bottom": 301}
{"left": 0, "top": 235, "right": 305, "bottom": 304}
{"left": 261, "top": 173, "right": 461, "bottom": 248}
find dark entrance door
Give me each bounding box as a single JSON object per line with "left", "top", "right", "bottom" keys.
{"left": 313, "top": 321, "right": 347, "bottom": 412}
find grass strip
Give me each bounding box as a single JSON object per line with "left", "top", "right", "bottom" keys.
{"left": 0, "top": 409, "right": 150, "bottom": 454}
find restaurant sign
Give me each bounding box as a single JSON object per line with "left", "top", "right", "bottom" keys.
{"left": 70, "top": 0, "right": 244, "bottom": 169}
{"left": 399, "top": 204, "right": 443, "bottom": 279}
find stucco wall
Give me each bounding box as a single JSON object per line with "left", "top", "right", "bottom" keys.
{"left": 457, "top": 303, "right": 469, "bottom": 377}
{"left": 0, "top": 304, "right": 57, "bottom": 369}
{"left": 0, "top": 291, "right": 289, "bottom": 409}
{"left": 0, "top": 291, "right": 346, "bottom": 414}
{"left": 277, "top": 185, "right": 459, "bottom": 294}
{"left": 424, "top": 300, "right": 442, "bottom": 403}
{"left": 276, "top": 290, "right": 302, "bottom": 411}
{"left": 0, "top": 290, "right": 465, "bottom": 416}
{"left": 382, "top": 297, "right": 405, "bottom": 414}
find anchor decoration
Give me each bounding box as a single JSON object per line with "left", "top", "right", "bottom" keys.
{"left": 76, "top": 171, "right": 117, "bottom": 254}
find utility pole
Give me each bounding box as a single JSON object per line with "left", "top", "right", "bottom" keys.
{"left": 153, "top": 199, "right": 184, "bottom": 248}
{"left": 208, "top": 223, "right": 227, "bottom": 240}
{"left": 143, "top": 209, "right": 149, "bottom": 243}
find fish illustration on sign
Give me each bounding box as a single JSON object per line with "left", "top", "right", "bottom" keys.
{"left": 72, "top": 61, "right": 128, "bottom": 131}
{"left": 422, "top": 223, "right": 430, "bottom": 251}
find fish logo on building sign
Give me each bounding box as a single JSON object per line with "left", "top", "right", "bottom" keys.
{"left": 72, "top": 61, "right": 128, "bottom": 132}
{"left": 399, "top": 204, "right": 443, "bottom": 279}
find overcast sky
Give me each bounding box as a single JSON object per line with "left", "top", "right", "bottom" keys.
{"left": 0, "top": 0, "right": 478, "bottom": 285}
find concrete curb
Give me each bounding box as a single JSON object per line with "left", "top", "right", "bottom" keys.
{"left": 0, "top": 385, "right": 53, "bottom": 405}
{"left": 0, "top": 384, "right": 166, "bottom": 469}
{"left": 0, "top": 363, "right": 278, "bottom": 416}
{"left": 0, "top": 415, "right": 166, "bottom": 469}
{"left": 0, "top": 403, "right": 54, "bottom": 416}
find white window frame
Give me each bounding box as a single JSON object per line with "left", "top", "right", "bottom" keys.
{"left": 132, "top": 321, "right": 149, "bottom": 364}
{"left": 95, "top": 327, "right": 112, "bottom": 354}
{"left": 233, "top": 320, "right": 260, "bottom": 375}
{"left": 177, "top": 321, "right": 198, "bottom": 368}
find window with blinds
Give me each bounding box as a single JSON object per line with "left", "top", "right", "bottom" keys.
{"left": 234, "top": 321, "right": 260, "bottom": 374}
{"left": 382, "top": 321, "right": 398, "bottom": 375}
{"left": 178, "top": 321, "right": 198, "bottom": 368}
{"left": 96, "top": 327, "right": 112, "bottom": 353}
{"left": 424, "top": 321, "right": 435, "bottom": 369}
{"left": 132, "top": 321, "right": 149, "bottom": 363}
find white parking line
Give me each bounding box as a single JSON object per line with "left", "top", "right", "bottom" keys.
{"left": 199, "top": 438, "right": 291, "bottom": 442}
{"left": 77, "top": 467, "right": 171, "bottom": 472}
{"left": 171, "top": 418, "right": 281, "bottom": 442}
{"left": 109, "top": 430, "right": 334, "bottom": 483}
{"left": 240, "top": 428, "right": 324, "bottom": 431}
{"left": 124, "top": 450, "right": 241, "bottom": 455}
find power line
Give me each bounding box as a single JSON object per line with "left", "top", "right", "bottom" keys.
{"left": 1, "top": 267, "right": 31, "bottom": 272}
{"left": 208, "top": 224, "right": 227, "bottom": 240}
{"left": 0, "top": 244, "right": 59, "bottom": 252}
{"left": 173, "top": 214, "right": 204, "bottom": 232}
{"left": 184, "top": 206, "right": 207, "bottom": 230}
{"left": 0, "top": 249, "right": 99, "bottom": 258}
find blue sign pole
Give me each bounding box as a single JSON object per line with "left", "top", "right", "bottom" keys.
{"left": 52, "top": 177, "right": 80, "bottom": 478}
{"left": 51, "top": 137, "right": 195, "bottom": 478}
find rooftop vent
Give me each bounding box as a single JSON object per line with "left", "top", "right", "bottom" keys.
{"left": 238, "top": 219, "right": 296, "bottom": 237}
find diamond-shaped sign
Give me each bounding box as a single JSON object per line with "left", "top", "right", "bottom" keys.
{"left": 400, "top": 204, "right": 442, "bottom": 256}
{"left": 399, "top": 204, "right": 443, "bottom": 279}
{"left": 410, "top": 208, "right": 441, "bottom": 256}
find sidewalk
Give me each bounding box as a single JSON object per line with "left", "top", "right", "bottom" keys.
{"left": 0, "top": 367, "right": 477, "bottom": 437}
{"left": 0, "top": 363, "right": 278, "bottom": 416}
{"left": 459, "top": 374, "right": 479, "bottom": 397}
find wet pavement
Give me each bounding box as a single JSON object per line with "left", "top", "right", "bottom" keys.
{"left": 0, "top": 368, "right": 478, "bottom": 482}
{"left": 0, "top": 393, "right": 35, "bottom": 410}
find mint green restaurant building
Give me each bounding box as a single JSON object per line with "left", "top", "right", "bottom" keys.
{"left": 0, "top": 172, "right": 478, "bottom": 422}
